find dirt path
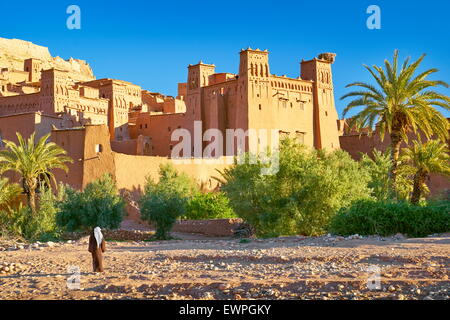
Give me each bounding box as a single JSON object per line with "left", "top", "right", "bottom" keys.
{"left": 0, "top": 233, "right": 449, "bottom": 300}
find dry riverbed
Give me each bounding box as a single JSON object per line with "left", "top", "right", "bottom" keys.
{"left": 0, "top": 232, "right": 449, "bottom": 300}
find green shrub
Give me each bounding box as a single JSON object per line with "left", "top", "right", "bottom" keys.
{"left": 0, "top": 187, "right": 62, "bottom": 240}
{"left": 184, "top": 192, "right": 236, "bottom": 220}
{"left": 0, "top": 204, "right": 29, "bottom": 239}
{"left": 219, "top": 138, "right": 372, "bottom": 237}
{"left": 329, "top": 199, "right": 450, "bottom": 237}
{"left": 359, "top": 149, "right": 413, "bottom": 201}
{"left": 27, "top": 187, "right": 62, "bottom": 240}
{"left": 139, "top": 163, "right": 198, "bottom": 240}
{"left": 359, "top": 150, "right": 391, "bottom": 201}
{"left": 0, "top": 177, "right": 21, "bottom": 209}
{"left": 56, "top": 174, "right": 125, "bottom": 232}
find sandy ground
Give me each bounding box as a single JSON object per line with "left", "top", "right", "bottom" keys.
{"left": 0, "top": 227, "right": 449, "bottom": 300}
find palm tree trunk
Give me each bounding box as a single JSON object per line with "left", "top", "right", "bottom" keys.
{"left": 411, "top": 171, "right": 426, "bottom": 205}
{"left": 25, "top": 179, "right": 37, "bottom": 215}
{"left": 389, "top": 132, "right": 402, "bottom": 198}
{"left": 27, "top": 189, "right": 37, "bottom": 214}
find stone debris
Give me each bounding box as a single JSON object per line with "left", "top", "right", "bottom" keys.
{"left": 0, "top": 232, "right": 448, "bottom": 300}
{"left": 0, "top": 262, "right": 25, "bottom": 274}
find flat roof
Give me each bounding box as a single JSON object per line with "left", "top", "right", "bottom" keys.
{"left": 0, "top": 111, "right": 62, "bottom": 120}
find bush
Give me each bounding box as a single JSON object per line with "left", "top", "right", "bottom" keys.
{"left": 184, "top": 192, "right": 237, "bottom": 220}
{"left": 359, "top": 150, "right": 391, "bottom": 201}
{"left": 0, "top": 177, "right": 21, "bottom": 209}
{"left": 359, "top": 149, "right": 414, "bottom": 201}
{"left": 26, "top": 187, "right": 62, "bottom": 240}
{"left": 329, "top": 199, "right": 450, "bottom": 237}
{"left": 0, "top": 204, "right": 27, "bottom": 239}
{"left": 139, "top": 163, "right": 198, "bottom": 240}
{"left": 56, "top": 174, "right": 125, "bottom": 232}
{"left": 219, "top": 138, "right": 371, "bottom": 237}
{"left": 0, "top": 187, "right": 62, "bottom": 240}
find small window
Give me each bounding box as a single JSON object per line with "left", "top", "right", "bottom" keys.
{"left": 258, "top": 104, "right": 262, "bottom": 110}
{"left": 145, "top": 124, "right": 148, "bottom": 129}
{"left": 95, "top": 144, "right": 103, "bottom": 153}
{"left": 168, "top": 127, "right": 171, "bottom": 132}
{"left": 296, "top": 132, "right": 305, "bottom": 144}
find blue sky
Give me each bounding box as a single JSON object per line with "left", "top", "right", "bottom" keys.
{"left": 1, "top": 0, "right": 449, "bottom": 117}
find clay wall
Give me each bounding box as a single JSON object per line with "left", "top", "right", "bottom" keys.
{"left": 113, "top": 152, "right": 230, "bottom": 199}
{"left": 0, "top": 92, "right": 40, "bottom": 116}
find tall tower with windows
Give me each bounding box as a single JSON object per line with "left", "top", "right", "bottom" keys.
{"left": 24, "top": 58, "right": 43, "bottom": 82}
{"left": 237, "top": 48, "right": 273, "bottom": 151}
{"left": 39, "top": 68, "right": 70, "bottom": 115}
{"left": 238, "top": 48, "right": 270, "bottom": 79}
{"left": 186, "top": 62, "right": 215, "bottom": 121}
{"left": 301, "top": 53, "right": 340, "bottom": 149}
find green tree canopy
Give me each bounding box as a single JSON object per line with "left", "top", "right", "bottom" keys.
{"left": 218, "top": 138, "right": 371, "bottom": 237}
{"left": 139, "top": 163, "right": 199, "bottom": 240}
{"left": 56, "top": 174, "right": 125, "bottom": 232}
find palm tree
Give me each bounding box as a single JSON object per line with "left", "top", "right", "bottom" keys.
{"left": 0, "top": 132, "right": 73, "bottom": 214}
{"left": 341, "top": 50, "right": 450, "bottom": 195}
{"left": 400, "top": 139, "right": 450, "bottom": 204}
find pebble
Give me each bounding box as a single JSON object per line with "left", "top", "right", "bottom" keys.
{"left": 218, "top": 283, "right": 230, "bottom": 291}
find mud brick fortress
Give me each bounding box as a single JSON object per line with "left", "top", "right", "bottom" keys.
{"left": 0, "top": 38, "right": 448, "bottom": 197}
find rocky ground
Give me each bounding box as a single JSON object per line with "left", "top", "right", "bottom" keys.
{"left": 0, "top": 227, "right": 449, "bottom": 300}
